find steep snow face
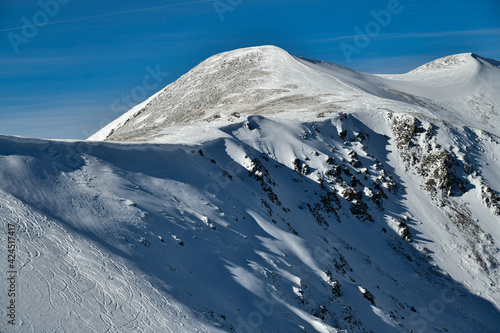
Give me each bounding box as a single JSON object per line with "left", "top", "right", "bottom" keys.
{"left": 1, "top": 110, "right": 500, "bottom": 332}
{"left": 2, "top": 47, "right": 500, "bottom": 332}
{"left": 89, "top": 47, "right": 500, "bottom": 142}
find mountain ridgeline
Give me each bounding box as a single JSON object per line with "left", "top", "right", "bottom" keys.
{"left": 1, "top": 46, "right": 499, "bottom": 332}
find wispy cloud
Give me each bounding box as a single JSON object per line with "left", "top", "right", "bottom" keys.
{"left": 0, "top": 55, "right": 97, "bottom": 66}
{"left": 0, "top": 96, "right": 108, "bottom": 111}
{"left": 0, "top": 0, "right": 213, "bottom": 33}
{"left": 350, "top": 54, "right": 436, "bottom": 74}
{"left": 315, "top": 28, "right": 500, "bottom": 43}
{"left": 0, "top": 99, "right": 114, "bottom": 139}
{"left": 0, "top": 108, "right": 105, "bottom": 139}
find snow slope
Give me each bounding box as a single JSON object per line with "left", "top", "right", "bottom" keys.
{"left": 1, "top": 46, "right": 500, "bottom": 332}
{"left": 89, "top": 46, "right": 500, "bottom": 142}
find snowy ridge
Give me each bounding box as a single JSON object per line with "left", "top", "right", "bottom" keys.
{"left": 408, "top": 53, "right": 474, "bottom": 73}
{"left": 1, "top": 47, "right": 500, "bottom": 332}
{"left": 408, "top": 52, "right": 500, "bottom": 73}
{"left": 2, "top": 111, "right": 500, "bottom": 332}
{"left": 89, "top": 46, "right": 500, "bottom": 142}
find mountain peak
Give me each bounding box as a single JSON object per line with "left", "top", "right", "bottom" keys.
{"left": 213, "top": 45, "right": 289, "bottom": 57}
{"left": 88, "top": 45, "right": 322, "bottom": 142}
{"left": 89, "top": 48, "right": 500, "bottom": 142}
{"left": 198, "top": 45, "right": 293, "bottom": 71}
{"left": 4, "top": 47, "right": 500, "bottom": 333}
{"left": 407, "top": 52, "right": 500, "bottom": 74}
{"left": 409, "top": 53, "right": 478, "bottom": 73}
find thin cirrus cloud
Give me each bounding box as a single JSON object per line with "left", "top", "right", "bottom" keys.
{"left": 0, "top": 100, "right": 112, "bottom": 139}
{"left": 350, "top": 54, "right": 436, "bottom": 74}
{"left": 0, "top": 55, "right": 97, "bottom": 67}
{"left": 317, "top": 28, "right": 500, "bottom": 42}
{"left": 0, "top": 0, "right": 213, "bottom": 33}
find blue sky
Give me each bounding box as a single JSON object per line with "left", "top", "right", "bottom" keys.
{"left": 1, "top": 0, "right": 499, "bottom": 139}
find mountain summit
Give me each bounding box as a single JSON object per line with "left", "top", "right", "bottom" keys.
{"left": 90, "top": 46, "right": 500, "bottom": 142}
{"left": 1, "top": 47, "right": 500, "bottom": 332}
{"left": 410, "top": 52, "right": 500, "bottom": 72}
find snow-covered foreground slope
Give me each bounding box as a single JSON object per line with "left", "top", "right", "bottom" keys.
{"left": 2, "top": 110, "right": 500, "bottom": 332}
{"left": 2, "top": 46, "right": 500, "bottom": 332}
{"left": 0, "top": 190, "right": 218, "bottom": 333}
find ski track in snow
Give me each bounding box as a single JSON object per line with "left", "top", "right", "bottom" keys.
{"left": 0, "top": 192, "right": 218, "bottom": 333}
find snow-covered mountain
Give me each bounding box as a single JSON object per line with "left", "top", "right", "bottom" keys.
{"left": 89, "top": 46, "right": 500, "bottom": 142}
{"left": 1, "top": 46, "right": 500, "bottom": 333}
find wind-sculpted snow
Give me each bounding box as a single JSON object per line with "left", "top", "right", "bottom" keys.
{"left": 2, "top": 110, "right": 500, "bottom": 332}
{"left": 2, "top": 46, "right": 500, "bottom": 332}
{"left": 90, "top": 46, "right": 500, "bottom": 142}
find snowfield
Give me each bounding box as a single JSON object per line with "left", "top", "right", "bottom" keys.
{"left": 1, "top": 46, "right": 500, "bottom": 332}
